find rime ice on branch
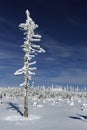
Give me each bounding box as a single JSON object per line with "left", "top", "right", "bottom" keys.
{"left": 14, "top": 9, "right": 45, "bottom": 86}
{"left": 14, "top": 10, "right": 45, "bottom": 117}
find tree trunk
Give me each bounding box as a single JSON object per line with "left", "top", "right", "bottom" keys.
{"left": 24, "top": 78, "right": 29, "bottom": 117}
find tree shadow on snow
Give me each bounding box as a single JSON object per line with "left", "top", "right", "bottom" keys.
{"left": 76, "top": 114, "right": 87, "bottom": 120}
{"left": 69, "top": 116, "right": 81, "bottom": 120}
{"left": 7, "top": 102, "right": 23, "bottom": 116}
{"left": 69, "top": 114, "right": 87, "bottom": 122}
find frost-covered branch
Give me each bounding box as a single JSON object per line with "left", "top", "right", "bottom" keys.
{"left": 14, "top": 9, "right": 45, "bottom": 87}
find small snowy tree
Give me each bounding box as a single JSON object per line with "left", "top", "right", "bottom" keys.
{"left": 14, "top": 10, "right": 45, "bottom": 117}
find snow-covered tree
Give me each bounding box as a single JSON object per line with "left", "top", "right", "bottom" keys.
{"left": 14, "top": 10, "right": 45, "bottom": 117}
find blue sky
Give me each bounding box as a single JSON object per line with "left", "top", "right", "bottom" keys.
{"left": 0, "top": 0, "right": 87, "bottom": 87}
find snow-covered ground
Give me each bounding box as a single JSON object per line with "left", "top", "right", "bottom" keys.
{"left": 0, "top": 96, "right": 87, "bottom": 130}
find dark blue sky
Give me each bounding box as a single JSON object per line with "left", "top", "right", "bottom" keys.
{"left": 0, "top": 0, "right": 87, "bottom": 87}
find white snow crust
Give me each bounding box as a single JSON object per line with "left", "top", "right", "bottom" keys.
{"left": 0, "top": 86, "right": 87, "bottom": 130}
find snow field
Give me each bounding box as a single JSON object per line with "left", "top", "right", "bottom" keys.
{"left": 0, "top": 97, "right": 87, "bottom": 130}
{"left": 0, "top": 86, "right": 87, "bottom": 130}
